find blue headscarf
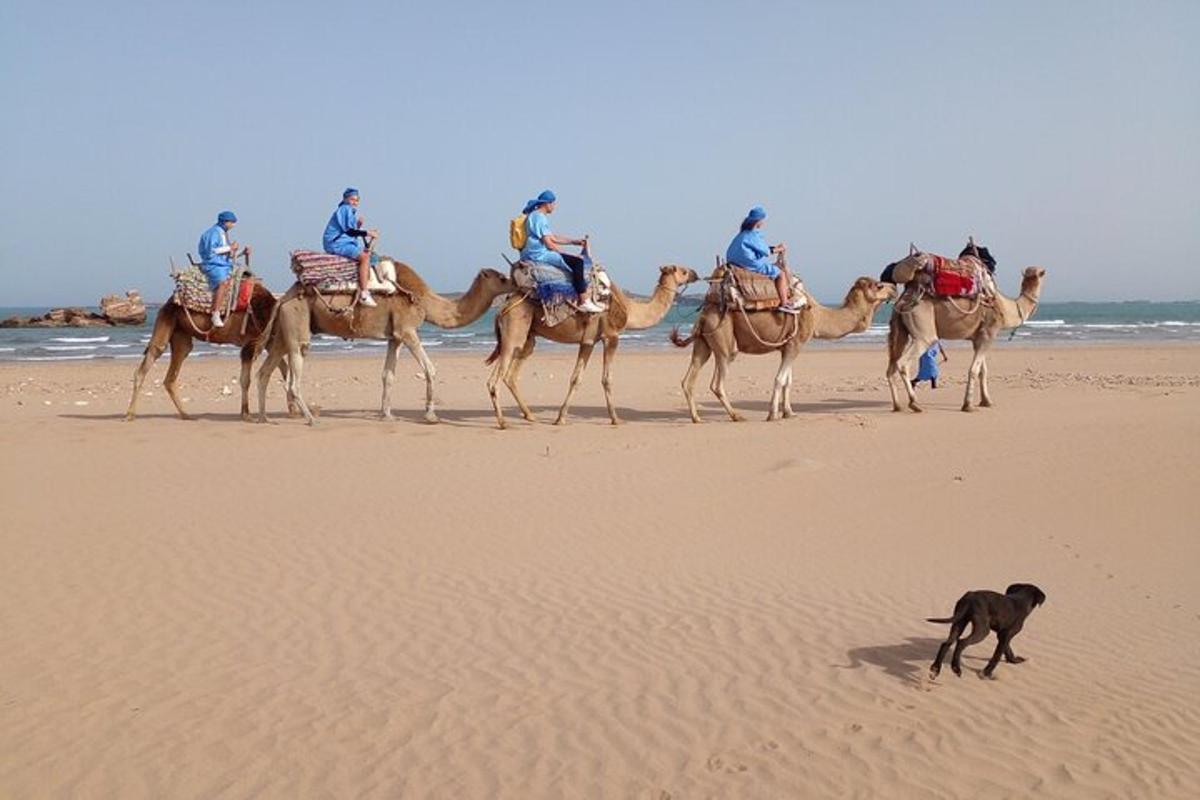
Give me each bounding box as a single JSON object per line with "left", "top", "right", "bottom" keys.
{"left": 217, "top": 210, "right": 237, "bottom": 224}
{"left": 742, "top": 206, "right": 766, "bottom": 228}
{"left": 343, "top": 187, "right": 359, "bottom": 200}
{"left": 522, "top": 189, "right": 557, "bottom": 215}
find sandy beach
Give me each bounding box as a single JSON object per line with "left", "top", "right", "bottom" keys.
{"left": 2, "top": 342, "right": 1198, "bottom": 798}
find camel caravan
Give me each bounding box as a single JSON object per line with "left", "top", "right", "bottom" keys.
{"left": 126, "top": 192, "right": 1046, "bottom": 427}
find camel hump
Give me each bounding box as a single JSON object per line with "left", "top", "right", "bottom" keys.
{"left": 388, "top": 261, "right": 430, "bottom": 296}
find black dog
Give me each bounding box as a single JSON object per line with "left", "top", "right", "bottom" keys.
{"left": 927, "top": 583, "right": 1046, "bottom": 679}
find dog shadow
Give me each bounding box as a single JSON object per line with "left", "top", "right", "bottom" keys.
{"left": 839, "top": 637, "right": 947, "bottom": 686}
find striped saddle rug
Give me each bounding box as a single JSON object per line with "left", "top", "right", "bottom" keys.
{"left": 172, "top": 268, "right": 257, "bottom": 314}
{"left": 290, "top": 250, "right": 401, "bottom": 294}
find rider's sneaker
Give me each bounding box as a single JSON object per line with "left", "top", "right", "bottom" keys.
{"left": 211, "top": 312, "right": 225, "bottom": 328}
{"left": 776, "top": 302, "right": 801, "bottom": 315}
{"left": 359, "top": 290, "right": 378, "bottom": 308}
{"left": 577, "top": 298, "right": 605, "bottom": 314}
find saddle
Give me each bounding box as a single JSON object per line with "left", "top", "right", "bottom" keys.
{"left": 896, "top": 254, "right": 997, "bottom": 312}
{"left": 705, "top": 263, "right": 807, "bottom": 312}
{"left": 172, "top": 266, "right": 257, "bottom": 315}
{"left": 290, "top": 250, "right": 402, "bottom": 295}
{"left": 510, "top": 259, "right": 614, "bottom": 327}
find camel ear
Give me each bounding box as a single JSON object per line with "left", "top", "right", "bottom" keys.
{"left": 909, "top": 242, "right": 918, "bottom": 256}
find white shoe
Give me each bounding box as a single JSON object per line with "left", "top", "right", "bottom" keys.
{"left": 577, "top": 299, "right": 605, "bottom": 314}
{"left": 359, "top": 291, "right": 378, "bottom": 308}
{"left": 211, "top": 312, "right": 225, "bottom": 328}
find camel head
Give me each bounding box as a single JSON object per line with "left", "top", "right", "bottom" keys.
{"left": 849, "top": 276, "right": 898, "bottom": 306}
{"left": 476, "top": 267, "right": 515, "bottom": 294}
{"left": 1019, "top": 266, "right": 1046, "bottom": 300}
{"left": 657, "top": 264, "right": 700, "bottom": 289}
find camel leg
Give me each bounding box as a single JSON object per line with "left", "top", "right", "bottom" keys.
{"left": 710, "top": 352, "right": 744, "bottom": 422}
{"left": 125, "top": 307, "right": 175, "bottom": 420}
{"left": 681, "top": 336, "right": 712, "bottom": 423}
{"left": 767, "top": 349, "right": 793, "bottom": 421}
{"left": 600, "top": 336, "right": 621, "bottom": 425}
{"left": 896, "top": 335, "right": 932, "bottom": 413}
{"left": 285, "top": 345, "right": 316, "bottom": 426}
{"left": 161, "top": 330, "right": 195, "bottom": 420}
{"left": 554, "top": 341, "right": 595, "bottom": 426}
{"left": 256, "top": 336, "right": 286, "bottom": 423}
{"left": 237, "top": 344, "right": 257, "bottom": 421}
{"left": 400, "top": 329, "right": 439, "bottom": 423}
{"left": 781, "top": 364, "right": 796, "bottom": 418}
{"left": 504, "top": 336, "right": 538, "bottom": 422}
{"left": 380, "top": 338, "right": 400, "bottom": 420}
{"left": 962, "top": 341, "right": 988, "bottom": 413}
{"left": 978, "top": 355, "right": 993, "bottom": 407}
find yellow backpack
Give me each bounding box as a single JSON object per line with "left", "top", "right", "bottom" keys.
{"left": 509, "top": 213, "right": 528, "bottom": 251}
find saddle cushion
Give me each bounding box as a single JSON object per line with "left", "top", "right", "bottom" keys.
{"left": 172, "top": 268, "right": 257, "bottom": 313}
{"left": 291, "top": 251, "right": 398, "bottom": 294}
{"left": 706, "top": 265, "right": 804, "bottom": 311}
{"left": 510, "top": 260, "right": 612, "bottom": 326}
{"left": 930, "top": 254, "right": 984, "bottom": 298}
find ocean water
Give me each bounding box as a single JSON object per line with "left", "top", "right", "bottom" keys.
{"left": 1, "top": 300, "right": 1198, "bottom": 363}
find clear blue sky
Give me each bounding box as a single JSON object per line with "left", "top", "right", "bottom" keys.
{"left": 1, "top": 0, "right": 1197, "bottom": 305}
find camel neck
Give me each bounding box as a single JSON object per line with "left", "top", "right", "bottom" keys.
{"left": 811, "top": 290, "right": 874, "bottom": 339}
{"left": 422, "top": 273, "right": 498, "bottom": 329}
{"left": 624, "top": 280, "right": 679, "bottom": 330}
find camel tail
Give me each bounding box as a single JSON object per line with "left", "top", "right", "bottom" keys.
{"left": 484, "top": 315, "right": 502, "bottom": 365}
{"left": 669, "top": 324, "right": 696, "bottom": 348}
{"left": 255, "top": 295, "right": 282, "bottom": 353}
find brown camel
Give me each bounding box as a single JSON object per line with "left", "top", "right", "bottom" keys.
{"left": 886, "top": 265, "right": 1046, "bottom": 412}
{"left": 672, "top": 277, "right": 896, "bottom": 422}
{"left": 256, "top": 262, "right": 512, "bottom": 424}
{"left": 125, "top": 285, "right": 292, "bottom": 421}
{"left": 485, "top": 264, "right": 700, "bottom": 429}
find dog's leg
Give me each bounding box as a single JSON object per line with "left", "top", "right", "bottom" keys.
{"left": 930, "top": 620, "right": 966, "bottom": 679}
{"left": 951, "top": 616, "right": 990, "bottom": 677}
{"left": 982, "top": 630, "right": 1015, "bottom": 678}
{"left": 1004, "top": 643, "right": 1026, "bottom": 664}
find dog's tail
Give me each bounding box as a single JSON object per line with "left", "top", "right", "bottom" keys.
{"left": 925, "top": 616, "right": 956, "bottom": 624}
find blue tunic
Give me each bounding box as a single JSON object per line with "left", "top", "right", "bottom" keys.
{"left": 916, "top": 342, "right": 941, "bottom": 382}
{"left": 519, "top": 211, "right": 569, "bottom": 270}
{"left": 197, "top": 224, "right": 233, "bottom": 290}
{"left": 323, "top": 202, "right": 364, "bottom": 259}
{"left": 726, "top": 229, "right": 779, "bottom": 278}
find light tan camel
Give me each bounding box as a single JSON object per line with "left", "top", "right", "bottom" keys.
{"left": 256, "top": 263, "right": 512, "bottom": 424}
{"left": 125, "top": 285, "right": 293, "bottom": 421}
{"left": 485, "top": 264, "right": 700, "bottom": 429}
{"left": 672, "top": 277, "right": 896, "bottom": 422}
{"left": 886, "top": 266, "right": 1046, "bottom": 412}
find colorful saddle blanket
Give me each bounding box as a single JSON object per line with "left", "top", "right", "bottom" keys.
{"left": 290, "top": 251, "right": 400, "bottom": 294}
{"left": 172, "top": 267, "right": 256, "bottom": 314}
{"left": 929, "top": 254, "right": 987, "bottom": 299}
{"left": 511, "top": 260, "right": 613, "bottom": 327}
{"left": 705, "top": 264, "right": 807, "bottom": 312}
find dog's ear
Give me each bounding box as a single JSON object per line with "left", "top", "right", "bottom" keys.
{"left": 1033, "top": 586, "right": 1046, "bottom": 607}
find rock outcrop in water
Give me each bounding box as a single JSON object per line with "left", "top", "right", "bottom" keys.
{"left": 0, "top": 290, "right": 147, "bottom": 328}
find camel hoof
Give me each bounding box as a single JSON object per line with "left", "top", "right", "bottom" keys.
{"left": 496, "top": 421, "right": 508, "bottom": 430}
{"left": 690, "top": 416, "right": 703, "bottom": 424}
{"left": 123, "top": 413, "right": 135, "bottom": 422}
{"left": 961, "top": 405, "right": 974, "bottom": 413}
{"left": 241, "top": 413, "right": 253, "bottom": 423}
{"left": 980, "top": 399, "right": 993, "bottom": 408}
{"left": 381, "top": 412, "right": 394, "bottom": 421}
{"left": 909, "top": 404, "right": 923, "bottom": 414}
{"left": 609, "top": 417, "right": 623, "bottom": 426}
{"left": 553, "top": 417, "right": 568, "bottom": 426}
{"left": 179, "top": 414, "right": 196, "bottom": 422}
{"left": 730, "top": 414, "right": 746, "bottom": 423}
{"left": 521, "top": 413, "right": 538, "bottom": 423}
{"left": 892, "top": 405, "right": 903, "bottom": 413}
{"left": 423, "top": 413, "right": 440, "bottom": 424}
{"left": 782, "top": 410, "right": 795, "bottom": 419}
